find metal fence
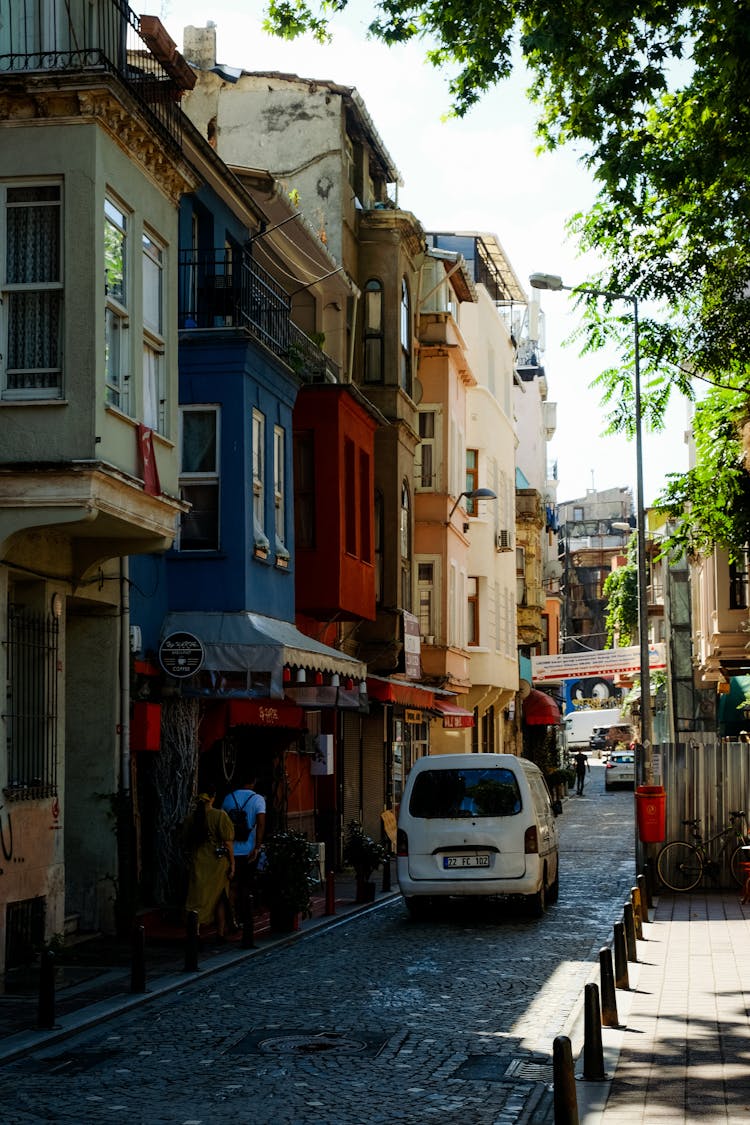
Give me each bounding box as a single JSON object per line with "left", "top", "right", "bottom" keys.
{"left": 660, "top": 735, "right": 750, "bottom": 886}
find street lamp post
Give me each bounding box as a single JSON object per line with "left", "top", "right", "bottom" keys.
{"left": 529, "top": 273, "right": 653, "bottom": 787}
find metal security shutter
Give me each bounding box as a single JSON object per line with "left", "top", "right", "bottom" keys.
{"left": 361, "top": 708, "right": 387, "bottom": 842}
{"left": 342, "top": 710, "right": 362, "bottom": 831}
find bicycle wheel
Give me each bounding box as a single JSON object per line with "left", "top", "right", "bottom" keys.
{"left": 656, "top": 841, "right": 703, "bottom": 891}
{"left": 729, "top": 844, "right": 749, "bottom": 887}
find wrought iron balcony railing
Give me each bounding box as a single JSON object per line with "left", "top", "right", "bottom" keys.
{"left": 179, "top": 248, "right": 339, "bottom": 383}
{"left": 0, "top": 0, "right": 183, "bottom": 148}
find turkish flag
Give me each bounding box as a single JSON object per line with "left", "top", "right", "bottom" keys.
{"left": 137, "top": 424, "right": 161, "bottom": 496}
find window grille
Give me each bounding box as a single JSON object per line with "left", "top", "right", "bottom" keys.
{"left": 5, "top": 896, "right": 46, "bottom": 969}
{"left": 4, "top": 607, "right": 59, "bottom": 799}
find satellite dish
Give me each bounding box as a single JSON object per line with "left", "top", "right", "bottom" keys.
{"left": 519, "top": 678, "right": 532, "bottom": 699}
{"left": 411, "top": 377, "right": 423, "bottom": 405}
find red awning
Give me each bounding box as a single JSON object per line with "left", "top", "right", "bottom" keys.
{"left": 199, "top": 698, "right": 307, "bottom": 749}
{"left": 434, "top": 700, "right": 475, "bottom": 729}
{"left": 366, "top": 675, "right": 436, "bottom": 709}
{"left": 522, "top": 689, "right": 562, "bottom": 726}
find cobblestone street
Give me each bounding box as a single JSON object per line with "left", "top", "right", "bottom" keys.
{"left": 2, "top": 765, "right": 637, "bottom": 1124}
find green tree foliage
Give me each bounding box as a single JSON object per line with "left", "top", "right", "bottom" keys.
{"left": 263, "top": 0, "right": 750, "bottom": 554}
{"left": 603, "top": 535, "right": 639, "bottom": 647}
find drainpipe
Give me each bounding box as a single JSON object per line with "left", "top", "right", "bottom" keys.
{"left": 120, "top": 557, "right": 131, "bottom": 794}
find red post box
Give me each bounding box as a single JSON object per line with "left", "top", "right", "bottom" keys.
{"left": 635, "top": 785, "right": 666, "bottom": 843}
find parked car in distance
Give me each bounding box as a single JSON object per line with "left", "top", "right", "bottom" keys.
{"left": 396, "top": 753, "right": 561, "bottom": 918}
{"left": 589, "top": 726, "right": 610, "bottom": 755}
{"left": 604, "top": 751, "right": 636, "bottom": 789}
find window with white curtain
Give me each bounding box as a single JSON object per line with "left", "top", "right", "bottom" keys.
{"left": 252, "top": 409, "right": 268, "bottom": 552}
{"left": 142, "top": 229, "right": 165, "bottom": 433}
{"left": 178, "top": 406, "right": 220, "bottom": 551}
{"left": 273, "top": 425, "right": 288, "bottom": 561}
{"left": 104, "top": 196, "right": 129, "bottom": 412}
{"left": 2, "top": 182, "right": 63, "bottom": 400}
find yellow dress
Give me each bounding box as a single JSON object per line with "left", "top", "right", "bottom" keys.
{"left": 185, "top": 805, "right": 235, "bottom": 925}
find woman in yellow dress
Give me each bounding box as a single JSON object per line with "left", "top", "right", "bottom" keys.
{"left": 184, "top": 787, "right": 235, "bottom": 938}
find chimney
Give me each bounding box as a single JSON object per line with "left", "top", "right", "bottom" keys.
{"left": 183, "top": 23, "right": 216, "bottom": 71}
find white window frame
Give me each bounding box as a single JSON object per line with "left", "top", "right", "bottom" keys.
{"left": 416, "top": 556, "right": 440, "bottom": 642}
{"left": 1, "top": 180, "right": 63, "bottom": 400}
{"left": 177, "top": 405, "right": 220, "bottom": 552}
{"left": 142, "top": 227, "right": 166, "bottom": 433}
{"left": 415, "top": 405, "right": 442, "bottom": 492}
{"left": 273, "top": 424, "right": 289, "bottom": 561}
{"left": 252, "top": 408, "right": 268, "bottom": 552}
{"left": 104, "top": 195, "right": 130, "bottom": 413}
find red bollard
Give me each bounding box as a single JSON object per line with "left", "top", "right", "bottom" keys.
{"left": 325, "top": 870, "right": 336, "bottom": 916}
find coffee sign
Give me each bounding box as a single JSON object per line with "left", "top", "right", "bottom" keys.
{"left": 159, "top": 632, "right": 205, "bottom": 678}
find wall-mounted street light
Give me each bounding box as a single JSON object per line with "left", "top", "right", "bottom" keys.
{"left": 529, "top": 272, "right": 653, "bottom": 787}
{"left": 447, "top": 487, "right": 497, "bottom": 525}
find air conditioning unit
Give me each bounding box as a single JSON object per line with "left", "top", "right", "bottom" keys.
{"left": 495, "top": 529, "right": 512, "bottom": 552}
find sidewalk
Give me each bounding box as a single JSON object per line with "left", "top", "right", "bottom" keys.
{"left": 0, "top": 869, "right": 399, "bottom": 1065}
{"left": 578, "top": 890, "right": 750, "bottom": 1124}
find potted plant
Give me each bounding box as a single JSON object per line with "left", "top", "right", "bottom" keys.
{"left": 260, "top": 830, "right": 318, "bottom": 932}
{"left": 343, "top": 820, "right": 387, "bottom": 903}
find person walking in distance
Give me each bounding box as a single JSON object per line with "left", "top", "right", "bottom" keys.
{"left": 221, "top": 775, "right": 266, "bottom": 924}
{"left": 574, "top": 750, "right": 590, "bottom": 796}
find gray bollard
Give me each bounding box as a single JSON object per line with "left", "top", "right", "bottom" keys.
{"left": 623, "top": 901, "right": 638, "bottom": 962}
{"left": 582, "top": 982, "right": 606, "bottom": 1081}
{"left": 130, "top": 924, "right": 146, "bottom": 994}
{"left": 184, "top": 909, "right": 200, "bottom": 972}
{"left": 637, "top": 870, "right": 651, "bottom": 914}
{"left": 599, "top": 946, "right": 619, "bottom": 1027}
{"left": 241, "top": 893, "right": 256, "bottom": 949}
{"left": 631, "top": 886, "right": 644, "bottom": 940}
{"left": 37, "top": 949, "right": 56, "bottom": 1029}
{"left": 643, "top": 857, "right": 656, "bottom": 904}
{"left": 553, "top": 1034, "right": 579, "bottom": 1124}
{"left": 613, "top": 922, "right": 630, "bottom": 989}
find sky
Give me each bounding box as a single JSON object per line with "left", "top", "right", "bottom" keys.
{"left": 159, "top": 0, "right": 692, "bottom": 509}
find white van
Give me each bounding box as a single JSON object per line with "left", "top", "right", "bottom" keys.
{"left": 396, "top": 753, "right": 560, "bottom": 917}
{"left": 564, "top": 707, "right": 623, "bottom": 749}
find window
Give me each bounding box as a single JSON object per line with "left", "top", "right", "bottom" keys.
{"left": 467, "top": 577, "right": 479, "bottom": 646}
{"left": 5, "top": 604, "right": 59, "bottom": 798}
{"left": 400, "top": 277, "right": 411, "bottom": 395}
{"left": 409, "top": 767, "right": 521, "bottom": 818}
{"left": 142, "top": 229, "right": 165, "bottom": 432}
{"left": 273, "top": 426, "right": 288, "bottom": 560}
{"left": 465, "top": 449, "right": 479, "bottom": 513}
{"left": 401, "top": 479, "right": 412, "bottom": 611}
{"left": 345, "top": 438, "right": 357, "bottom": 555}
{"left": 573, "top": 506, "right": 584, "bottom": 521}
{"left": 104, "top": 197, "right": 129, "bottom": 412}
{"left": 516, "top": 546, "right": 526, "bottom": 606}
{"left": 730, "top": 550, "right": 750, "bottom": 610}
{"left": 2, "top": 183, "right": 62, "bottom": 400}
{"left": 418, "top": 562, "right": 435, "bottom": 640}
{"left": 293, "top": 430, "right": 316, "bottom": 550}
{"left": 374, "top": 490, "right": 384, "bottom": 605}
{"left": 178, "top": 407, "right": 219, "bottom": 551}
{"left": 363, "top": 279, "right": 383, "bottom": 383}
{"left": 416, "top": 408, "right": 438, "bottom": 490}
{"left": 252, "top": 409, "right": 268, "bottom": 552}
{"left": 359, "top": 450, "right": 371, "bottom": 561}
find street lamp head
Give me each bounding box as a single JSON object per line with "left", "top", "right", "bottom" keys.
{"left": 447, "top": 487, "right": 497, "bottom": 523}
{"left": 529, "top": 272, "right": 567, "bottom": 292}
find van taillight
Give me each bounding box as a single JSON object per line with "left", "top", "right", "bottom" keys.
{"left": 397, "top": 828, "right": 409, "bottom": 856}
{"left": 524, "top": 826, "right": 539, "bottom": 854}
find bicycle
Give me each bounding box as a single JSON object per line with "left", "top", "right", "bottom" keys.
{"left": 656, "top": 810, "right": 749, "bottom": 892}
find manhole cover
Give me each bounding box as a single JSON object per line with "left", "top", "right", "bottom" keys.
{"left": 229, "top": 1028, "right": 389, "bottom": 1058}
{"left": 259, "top": 1032, "right": 368, "bottom": 1056}
{"left": 456, "top": 1055, "right": 512, "bottom": 1082}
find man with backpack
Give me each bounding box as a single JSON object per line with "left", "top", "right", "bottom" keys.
{"left": 221, "top": 776, "right": 266, "bottom": 926}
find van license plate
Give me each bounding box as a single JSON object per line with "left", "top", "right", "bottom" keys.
{"left": 443, "top": 855, "right": 490, "bottom": 869}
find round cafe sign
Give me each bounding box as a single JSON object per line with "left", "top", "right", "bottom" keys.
{"left": 159, "top": 631, "right": 205, "bottom": 678}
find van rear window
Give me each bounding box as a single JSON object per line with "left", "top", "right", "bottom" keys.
{"left": 409, "top": 768, "right": 522, "bottom": 819}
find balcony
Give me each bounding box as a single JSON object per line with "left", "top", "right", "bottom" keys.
{"left": 179, "top": 248, "right": 339, "bottom": 384}
{"left": 0, "top": 1, "right": 188, "bottom": 151}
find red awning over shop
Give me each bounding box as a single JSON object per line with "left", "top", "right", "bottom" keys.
{"left": 199, "top": 698, "right": 307, "bottom": 750}
{"left": 522, "top": 689, "right": 562, "bottom": 726}
{"left": 366, "top": 675, "right": 436, "bottom": 709}
{"left": 434, "top": 700, "right": 475, "bottom": 729}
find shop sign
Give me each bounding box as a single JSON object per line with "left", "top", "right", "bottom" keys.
{"left": 402, "top": 611, "right": 422, "bottom": 679}
{"left": 159, "top": 631, "right": 205, "bottom": 678}
{"left": 405, "top": 709, "right": 423, "bottom": 724}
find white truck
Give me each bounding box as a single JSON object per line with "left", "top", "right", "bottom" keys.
{"left": 563, "top": 707, "right": 624, "bottom": 750}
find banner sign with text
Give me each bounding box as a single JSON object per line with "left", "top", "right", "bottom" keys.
{"left": 531, "top": 644, "right": 666, "bottom": 683}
